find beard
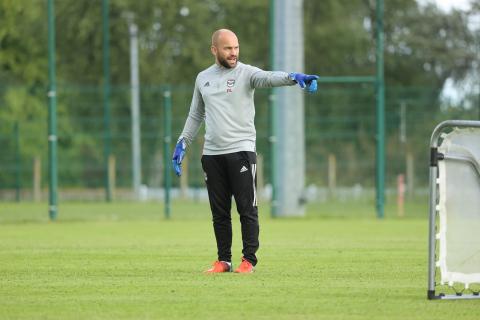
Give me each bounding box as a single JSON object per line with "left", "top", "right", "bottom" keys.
{"left": 217, "top": 54, "right": 237, "bottom": 69}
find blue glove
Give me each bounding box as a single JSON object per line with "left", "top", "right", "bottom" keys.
{"left": 172, "top": 138, "right": 186, "bottom": 176}
{"left": 289, "top": 73, "right": 319, "bottom": 93}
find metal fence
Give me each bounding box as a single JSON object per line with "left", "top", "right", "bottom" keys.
{"left": 1, "top": 84, "right": 478, "bottom": 202}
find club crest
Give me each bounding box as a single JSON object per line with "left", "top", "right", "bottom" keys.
{"left": 226, "top": 79, "right": 235, "bottom": 87}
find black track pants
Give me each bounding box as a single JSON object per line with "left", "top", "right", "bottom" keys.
{"left": 201, "top": 151, "right": 259, "bottom": 266}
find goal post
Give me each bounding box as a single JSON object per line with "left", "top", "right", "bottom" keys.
{"left": 428, "top": 120, "right": 480, "bottom": 300}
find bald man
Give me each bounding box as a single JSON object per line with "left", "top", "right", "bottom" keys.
{"left": 172, "top": 29, "right": 318, "bottom": 273}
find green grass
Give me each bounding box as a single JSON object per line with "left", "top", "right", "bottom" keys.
{"left": 0, "top": 196, "right": 429, "bottom": 223}
{"left": 0, "top": 201, "right": 478, "bottom": 319}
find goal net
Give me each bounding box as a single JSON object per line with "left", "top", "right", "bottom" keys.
{"left": 428, "top": 121, "right": 480, "bottom": 299}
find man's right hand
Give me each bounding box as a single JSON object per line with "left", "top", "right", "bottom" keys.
{"left": 172, "top": 138, "right": 186, "bottom": 176}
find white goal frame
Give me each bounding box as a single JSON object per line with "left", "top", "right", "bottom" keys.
{"left": 428, "top": 120, "right": 480, "bottom": 300}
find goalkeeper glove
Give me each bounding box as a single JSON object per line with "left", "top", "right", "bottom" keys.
{"left": 289, "top": 72, "right": 319, "bottom": 93}
{"left": 172, "top": 138, "right": 186, "bottom": 176}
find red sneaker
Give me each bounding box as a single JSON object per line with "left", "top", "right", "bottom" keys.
{"left": 234, "top": 257, "right": 255, "bottom": 273}
{"left": 204, "top": 261, "right": 232, "bottom": 273}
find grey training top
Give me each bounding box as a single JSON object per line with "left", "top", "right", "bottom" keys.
{"left": 179, "top": 62, "right": 295, "bottom": 155}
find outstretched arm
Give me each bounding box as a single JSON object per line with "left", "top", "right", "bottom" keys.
{"left": 250, "top": 68, "right": 295, "bottom": 88}
{"left": 248, "top": 65, "right": 319, "bottom": 92}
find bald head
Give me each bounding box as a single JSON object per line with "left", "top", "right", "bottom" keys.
{"left": 211, "top": 29, "right": 237, "bottom": 47}
{"left": 211, "top": 29, "right": 239, "bottom": 68}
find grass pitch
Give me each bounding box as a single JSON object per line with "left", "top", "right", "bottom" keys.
{"left": 0, "top": 201, "right": 478, "bottom": 319}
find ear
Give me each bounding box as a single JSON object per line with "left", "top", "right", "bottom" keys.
{"left": 211, "top": 45, "right": 217, "bottom": 56}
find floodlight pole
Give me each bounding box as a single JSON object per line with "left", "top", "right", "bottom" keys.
{"left": 127, "top": 16, "right": 142, "bottom": 197}
{"left": 267, "top": 0, "right": 385, "bottom": 218}
{"left": 270, "top": 0, "right": 306, "bottom": 217}
{"left": 102, "top": 0, "right": 112, "bottom": 202}
{"left": 375, "top": 0, "right": 385, "bottom": 219}
{"left": 47, "top": 0, "right": 58, "bottom": 220}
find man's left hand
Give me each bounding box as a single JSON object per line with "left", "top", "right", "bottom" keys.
{"left": 289, "top": 73, "right": 319, "bottom": 93}
{"left": 172, "top": 138, "right": 186, "bottom": 176}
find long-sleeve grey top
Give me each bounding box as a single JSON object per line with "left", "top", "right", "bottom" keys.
{"left": 179, "top": 62, "right": 295, "bottom": 155}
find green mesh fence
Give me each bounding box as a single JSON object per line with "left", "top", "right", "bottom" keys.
{"left": 0, "top": 84, "right": 478, "bottom": 202}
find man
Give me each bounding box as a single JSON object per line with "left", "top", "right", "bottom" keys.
{"left": 172, "top": 29, "right": 318, "bottom": 273}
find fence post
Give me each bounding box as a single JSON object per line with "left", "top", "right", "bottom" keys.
{"left": 397, "top": 174, "right": 405, "bottom": 217}
{"left": 268, "top": 92, "right": 278, "bottom": 216}
{"left": 191, "top": 140, "right": 200, "bottom": 202}
{"left": 47, "top": 0, "right": 58, "bottom": 220}
{"left": 257, "top": 154, "right": 264, "bottom": 201}
{"left": 33, "top": 156, "right": 41, "bottom": 202}
{"left": 102, "top": 0, "right": 112, "bottom": 202}
{"left": 180, "top": 157, "right": 188, "bottom": 198}
{"left": 108, "top": 155, "right": 116, "bottom": 200}
{"left": 406, "top": 151, "right": 414, "bottom": 199}
{"left": 163, "top": 86, "right": 172, "bottom": 218}
{"left": 14, "top": 122, "right": 21, "bottom": 202}
{"left": 328, "top": 153, "right": 337, "bottom": 199}
{"left": 375, "top": 0, "right": 385, "bottom": 219}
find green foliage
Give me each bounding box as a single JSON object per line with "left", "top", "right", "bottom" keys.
{"left": 0, "top": 0, "right": 47, "bottom": 86}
